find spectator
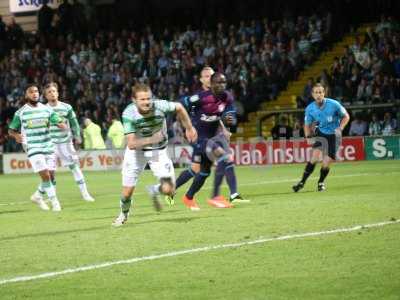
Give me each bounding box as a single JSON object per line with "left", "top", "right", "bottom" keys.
{"left": 6, "top": 17, "right": 23, "bottom": 49}
{"left": 0, "top": 15, "right": 7, "bottom": 58}
{"left": 368, "top": 113, "right": 382, "bottom": 136}
{"left": 382, "top": 112, "right": 397, "bottom": 136}
{"left": 58, "top": 0, "right": 73, "bottom": 33}
{"left": 107, "top": 116, "right": 124, "bottom": 148}
{"left": 342, "top": 79, "right": 356, "bottom": 103}
{"left": 292, "top": 119, "right": 304, "bottom": 138}
{"left": 38, "top": 0, "right": 54, "bottom": 35}
{"left": 83, "top": 118, "right": 106, "bottom": 149}
{"left": 349, "top": 114, "right": 368, "bottom": 136}
{"left": 356, "top": 78, "right": 372, "bottom": 102}
{"left": 271, "top": 115, "right": 293, "bottom": 140}
{"left": 303, "top": 77, "right": 314, "bottom": 105}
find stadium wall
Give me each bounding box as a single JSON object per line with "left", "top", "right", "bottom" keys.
{"left": 2, "top": 136, "right": 399, "bottom": 174}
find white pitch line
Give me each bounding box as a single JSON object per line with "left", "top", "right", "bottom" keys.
{"left": 0, "top": 219, "right": 399, "bottom": 286}
{"left": 0, "top": 171, "right": 399, "bottom": 207}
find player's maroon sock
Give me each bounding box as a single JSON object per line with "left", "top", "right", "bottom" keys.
{"left": 301, "top": 162, "right": 316, "bottom": 184}
{"left": 224, "top": 162, "right": 237, "bottom": 195}
{"left": 212, "top": 163, "right": 225, "bottom": 198}
{"left": 318, "top": 167, "right": 330, "bottom": 183}
{"left": 176, "top": 168, "right": 196, "bottom": 190}
{"left": 186, "top": 172, "right": 209, "bottom": 199}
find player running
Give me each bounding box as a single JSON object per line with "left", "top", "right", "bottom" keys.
{"left": 181, "top": 72, "right": 245, "bottom": 211}
{"left": 8, "top": 84, "right": 67, "bottom": 211}
{"left": 112, "top": 83, "right": 197, "bottom": 227}
{"left": 174, "top": 67, "right": 248, "bottom": 207}
{"left": 37, "top": 82, "right": 94, "bottom": 202}
{"left": 174, "top": 67, "right": 214, "bottom": 192}
{"left": 292, "top": 83, "right": 350, "bottom": 192}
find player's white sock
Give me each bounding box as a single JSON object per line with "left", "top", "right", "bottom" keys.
{"left": 69, "top": 164, "right": 89, "bottom": 195}
{"left": 153, "top": 184, "right": 161, "bottom": 194}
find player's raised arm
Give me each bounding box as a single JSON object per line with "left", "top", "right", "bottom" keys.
{"left": 175, "top": 102, "right": 197, "bottom": 143}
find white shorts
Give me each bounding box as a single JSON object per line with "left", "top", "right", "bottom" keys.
{"left": 54, "top": 142, "right": 79, "bottom": 167}
{"left": 29, "top": 153, "right": 56, "bottom": 173}
{"left": 122, "top": 147, "right": 175, "bottom": 187}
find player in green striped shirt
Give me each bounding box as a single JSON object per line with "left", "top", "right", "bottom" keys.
{"left": 42, "top": 82, "right": 94, "bottom": 202}
{"left": 8, "top": 84, "right": 67, "bottom": 212}
{"left": 112, "top": 83, "right": 197, "bottom": 226}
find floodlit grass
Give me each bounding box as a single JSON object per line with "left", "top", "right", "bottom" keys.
{"left": 0, "top": 160, "right": 399, "bottom": 299}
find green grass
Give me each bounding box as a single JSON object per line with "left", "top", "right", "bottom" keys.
{"left": 0, "top": 160, "right": 399, "bottom": 299}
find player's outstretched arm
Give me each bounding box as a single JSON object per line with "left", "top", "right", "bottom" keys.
{"left": 175, "top": 103, "right": 197, "bottom": 143}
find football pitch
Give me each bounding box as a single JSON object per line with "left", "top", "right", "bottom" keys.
{"left": 0, "top": 160, "right": 399, "bottom": 299}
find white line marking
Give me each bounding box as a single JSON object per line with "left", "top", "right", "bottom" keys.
{"left": 0, "top": 219, "right": 398, "bottom": 286}
{"left": 1, "top": 171, "right": 399, "bottom": 207}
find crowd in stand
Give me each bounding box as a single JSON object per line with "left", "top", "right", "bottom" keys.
{"left": 0, "top": 6, "right": 334, "bottom": 151}
{"left": 299, "top": 15, "right": 400, "bottom": 137}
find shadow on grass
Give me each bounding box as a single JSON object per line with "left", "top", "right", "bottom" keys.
{"left": 0, "top": 215, "right": 217, "bottom": 241}
{"left": 82, "top": 209, "right": 182, "bottom": 221}
{"left": 133, "top": 215, "right": 220, "bottom": 226}
{"left": 248, "top": 190, "right": 315, "bottom": 198}
{"left": 0, "top": 210, "right": 26, "bottom": 215}
{"left": 0, "top": 225, "right": 108, "bottom": 242}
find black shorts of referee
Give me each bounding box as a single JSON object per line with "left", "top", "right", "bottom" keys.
{"left": 312, "top": 128, "right": 341, "bottom": 160}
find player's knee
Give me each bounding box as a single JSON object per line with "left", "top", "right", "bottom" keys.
{"left": 217, "top": 153, "right": 231, "bottom": 164}
{"left": 322, "top": 157, "right": 332, "bottom": 168}
{"left": 191, "top": 163, "right": 200, "bottom": 174}
{"left": 122, "top": 186, "right": 135, "bottom": 198}
{"left": 214, "top": 147, "right": 225, "bottom": 157}
{"left": 197, "top": 171, "right": 210, "bottom": 181}
{"left": 311, "top": 149, "right": 322, "bottom": 163}
{"left": 40, "top": 171, "right": 51, "bottom": 182}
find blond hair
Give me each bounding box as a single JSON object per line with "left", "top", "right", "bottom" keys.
{"left": 43, "top": 82, "right": 59, "bottom": 92}
{"left": 132, "top": 83, "right": 151, "bottom": 97}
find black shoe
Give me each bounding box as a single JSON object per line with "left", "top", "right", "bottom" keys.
{"left": 292, "top": 182, "right": 304, "bottom": 193}
{"left": 317, "top": 182, "right": 326, "bottom": 192}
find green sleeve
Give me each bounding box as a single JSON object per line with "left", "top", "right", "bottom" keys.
{"left": 49, "top": 111, "right": 62, "bottom": 125}
{"left": 156, "top": 100, "right": 177, "bottom": 114}
{"left": 67, "top": 108, "right": 81, "bottom": 137}
{"left": 122, "top": 117, "right": 136, "bottom": 135}
{"left": 8, "top": 114, "right": 21, "bottom": 131}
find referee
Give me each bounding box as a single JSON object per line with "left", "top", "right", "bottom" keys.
{"left": 293, "top": 83, "right": 350, "bottom": 192}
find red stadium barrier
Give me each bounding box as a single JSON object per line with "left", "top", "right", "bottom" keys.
{"left": 230, "top": 137, "right": 365, "bottom": 165}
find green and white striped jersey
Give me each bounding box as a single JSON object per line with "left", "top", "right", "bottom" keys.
{"left": 47, "top": 101, "right": 80, "bottom": 144}
{"left": 122, "top": 99, "right": 177, "bottom": 150}
{"left": 8, "top": 103, "right": 62, "bottom": 157}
